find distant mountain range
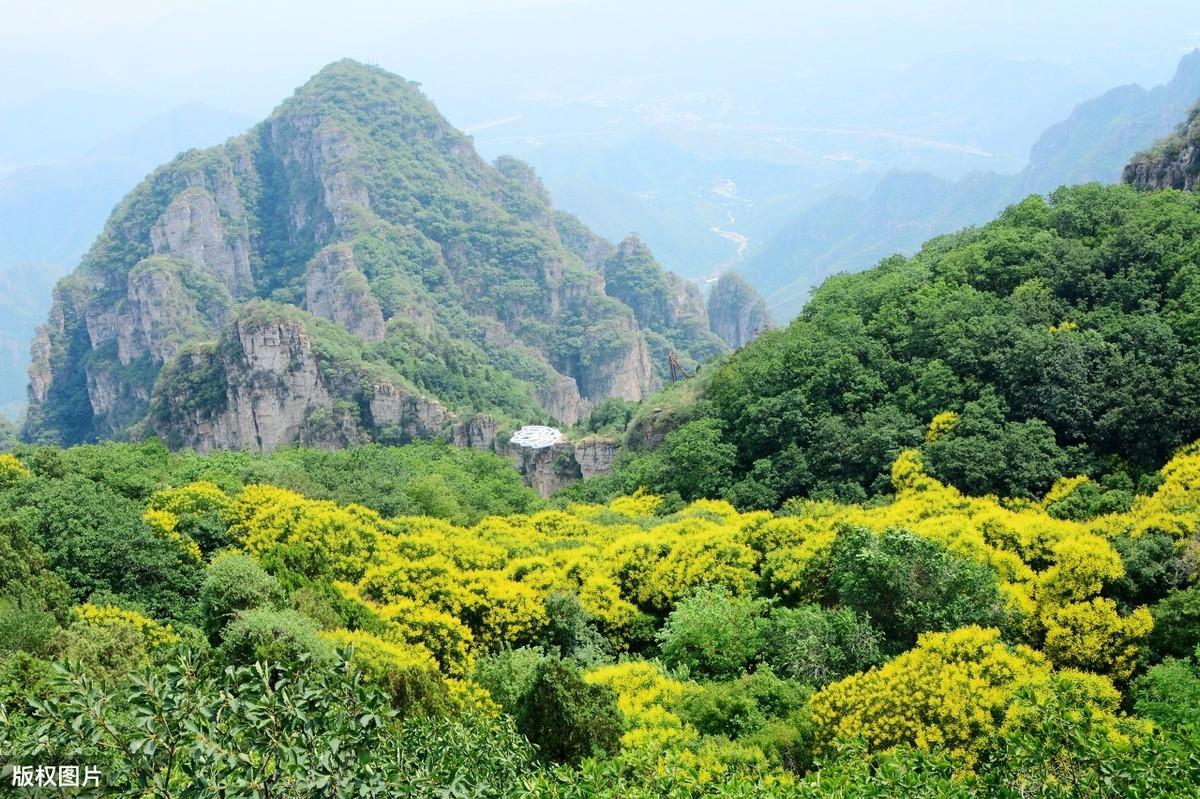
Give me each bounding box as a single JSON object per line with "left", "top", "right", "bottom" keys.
{"left": 744, "top": 49, "right": 1200, "bottom": 320}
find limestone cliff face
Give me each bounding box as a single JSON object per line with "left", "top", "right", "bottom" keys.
{"left": 149, "top": 186, "right": 254, "bottom": 297}
{"left": 304, "top": 245, "right": 386, "bottom": 342}
{"left": 150, "top": 310, "right": 454, "bottom": 453}
{"left": 600, "top": 236, "right": 729, "bottom": 381}
{"left": 508, "top": 436, "right": 619, "bottom": 496}
{"left": 1123, "top": 105, "right": 1200, "bottom": 192}
{"left": 573, "top": 437, "right": 619, "bottom": 479}
{"left": 26, "top": 60, "right": 703, "bottom": 450}
{"left": 575, "top": 314, "right": 655, "bottom": 402}
{"left": 707, "top": 271, "right": 772, "bottom": 348}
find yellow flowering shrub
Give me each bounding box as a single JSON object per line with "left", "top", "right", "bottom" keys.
{"left": 586, "top": 661, "right": 697, "bottom": 751}
{"left": 143, "top": 479, "right": 238, "bottom": 547}
{"left": 606, "top": 488, "right": 663, "bottom": 519}
{"left": 0, "top": 453, "right": 31, "bottom": 488}
{"left": 1041, "top": 598, "right": 1153, "bottom": 680}
{"left": 321, "top": 628, "right": 450, "bottom": 715}
{"left": 1118, "top": 443, "right": 1200, "bottom": 539}
{"left": 810, "top": 626, "right": 1050, "bottom": 766}
{"left": 75, "top": 604, "right": 180, "bottom": 649}
{"left": 926, "top": 411, "right": 960, "bottom": 443}
{"left": 174, "top": 440, "right": 1197, "bottom": 759}
{"left": 142, "top": 507, "right": 203, "bottom": 562}
{"left": 232, "top": 485, "right": 382, "bottom": 581}
{"left": 645, "top": 529, "right": 759, "bottom": 609}
{"left": 1034, "top": 535, "right": 1125, "bottom": 605}
{"left": 375, "top": 597, "right": 474, "bottom": 676}
{"left": 1001, "top": 669, "right": 1148, "bottom": 745}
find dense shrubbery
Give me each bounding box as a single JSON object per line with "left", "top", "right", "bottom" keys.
{"left": 584, "top": 184, "right": 1200, "bottom": 509}
{"left": 1, "top": 433, "right": 1198, "bottom": 795}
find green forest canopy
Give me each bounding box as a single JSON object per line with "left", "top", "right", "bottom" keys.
{"left": 575, "top": 183, "right": 1200, "bottom": 509}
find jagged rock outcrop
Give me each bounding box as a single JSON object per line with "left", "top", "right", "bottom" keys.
{"left": 554, "top": 210, "right": 616, "bottom": 270}
{"left": 304, "top": 245, "right": 386, "bottom": 342}
{"left": 601, "top": 235, "right": 728, "bottom": 380}
{"left": 1123, "top": 104, "right": 1200, "bottom": 192}
{"left": 451, "top": 414, "right": 498, "bottom": 450}
{"left": 707, "top": 272, "right": 772, "bottom": 348}
{"left": 150, "top": 308, "right": 455, "bottom": 453}
{"left": 573, "top": 437, "right": 619, "bottom": 479}
{"left": 149, "top": 186, "right": 254, "bottom": 297}
{"left": 508, "top": 435, "right": 620, "bottom": 496}
{"left": 25, "top": 60, "right": 718, "bottom": 449}
{"left": 510, "top": 442, "right": 582, "bottom": 497}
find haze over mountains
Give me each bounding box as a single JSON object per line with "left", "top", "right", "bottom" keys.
{"left": 0, "top": 104, "right": 251, "bottom": 416}
{"left": 744, "top": 49, "right": 1200, "bottom": 319}
{"left": 3, "top": 13, "right": 1200, "bottom": 422}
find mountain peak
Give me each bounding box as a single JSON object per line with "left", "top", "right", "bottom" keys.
{"left": 25, "top": 63, "right": 724, "bottom": 449}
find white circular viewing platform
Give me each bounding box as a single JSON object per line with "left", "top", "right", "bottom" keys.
{"left": 510, "top": 425, "right": 564, "bottom": 449}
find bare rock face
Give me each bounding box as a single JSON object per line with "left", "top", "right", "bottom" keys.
{"left": 510, "top": 442, "right": 583, "bottom": 497}
{"left": 576, "top": 316, "right": 654, "bottom": 402}
{"left": 507, "top": 435, "right": 619, "bottom": 496}
{"left": 1123, "top": 107, "right": 1200, "bottom": 192}
{"left": 27, "top": 326, "right": 52, "bottom": 406}
{"left": 366, "top": 381, "right": 454, "bottom": 443}
{"left": 155, "top": 318, "right": 337, "bottom": 452}
{"left": 452, "top": 414, "right": 498, "bottom": 450}
{"left": 150, "top": 187, "right": 254, "bottom": 297}
{"left": 574, "top": 437, "right": 619, "bottom": 479}
{"left": 537, "top": 376, "right": 587, "bottom": 427}
{"left": 707, "top": 271, "right": 772, "bottom": 348}
{"left": 304, "top": 245, "right": 386, "bottom": 342}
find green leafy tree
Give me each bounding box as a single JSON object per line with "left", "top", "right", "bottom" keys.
{"left": 656, "top": 587, "right": 766, "bottom": 678}
{"left": 199, "top": 553, "right": 285, "bottom": 642}
{"left": 828, "top": 527, "right": 1014, "bottom": 652}
{"left": 218, "top": 608, "right": 334, "bottom": 667}
{"left": 763, "top": 604, "right": 884, "bottom": 687}
{"left": 515, "top": 658, "right": 622, "bottom": 765}
{"left": 1149, "top": 586, "right": 1200, "bottom": 662}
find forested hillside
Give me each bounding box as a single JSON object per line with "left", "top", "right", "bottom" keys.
{"left": 575, "top": 183, "right": 1200, "bottom": 510}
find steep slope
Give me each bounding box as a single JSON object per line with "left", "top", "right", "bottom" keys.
{"left": 25, "top": 61, "right": 722, "bottom": 449}
{"left": 706, "top": 272, "right": 772, "bottom": 349}
{"left": 600, "top": 235, "right": 727, "bottom": 378}
{"left": 746, "top": 49, "right": 1200, "bottom": 320}
{"left": 0, "top": 104, "right": 251, "bottom": 411}
{"left": 1123, "top": 103, "right": 1200, "bottom": 191}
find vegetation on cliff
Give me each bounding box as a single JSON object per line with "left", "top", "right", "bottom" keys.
{"left": 579, "top": 183, "right": 1200, "bottom": 509}
{"left": 26, "top": 61, "right": 723, "bottom": 449}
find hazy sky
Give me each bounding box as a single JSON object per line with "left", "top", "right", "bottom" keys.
{"left": 3, "top": 0, "right": 1199, "bottom": 125}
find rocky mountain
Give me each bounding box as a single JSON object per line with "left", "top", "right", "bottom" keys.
{"left": 0, "top": 104, "right": 251, "bottom": 413}
{"left": 600, "top": 235, "right": 727, "bottom": 377}
{"left": 24, "top": 60, "right": 723, "bottom": 450}
{"left": 1124, "top": 103, "right": 1200, "bottom": 191}
{"left": 706, "top": 272, "right": 772, "bottom": 349}
{"left": 745, "top": 49, "right": 1200, "bottom": 320}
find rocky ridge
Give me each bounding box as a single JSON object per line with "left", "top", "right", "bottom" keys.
{"left": 25, "top": 60, "right": 723, "bottom": 452}
{"left": 706, "top": 272, "right": 772, "bottom": 349}
{"left": 1123, "top": 103, "right": 1200, "bottom": 191}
